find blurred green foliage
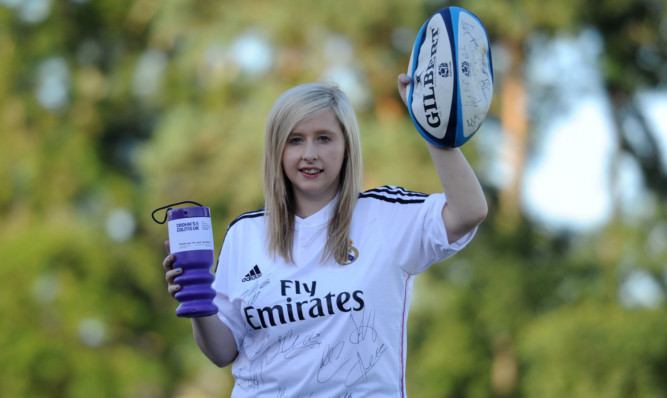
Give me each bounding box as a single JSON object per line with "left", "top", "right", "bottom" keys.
{"left": 0, "top": 0, "right": 665, "bottom": 397}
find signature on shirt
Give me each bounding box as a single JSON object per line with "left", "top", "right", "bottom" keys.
{"left": 242, "top": 307, "right": 389, "bottom": 394}
{"left": 316, "top": 308, "right": 388, "bottom": 387}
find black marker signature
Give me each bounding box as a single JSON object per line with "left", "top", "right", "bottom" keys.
{"left": 348, "top": 309, "right": 377, "bottom": 344}
{"left": 317, "top": 309, "right": 388, "bottom": 387}
{"left": 234, "top": 363, "right": 265, "bottom": 390}
{"left": 261, "top": 329, "right": 321, "bottom": 364}
{"left": 241, "top": 278, "right": 271, "bottom": 305}
{"left": 276, "top": 388, "right": 353, "bottom": 398}
{"left": 317, "top": 341, "right": 350, "bottom": 383}
{"left": 345, "top": 344, "right": 388, "bottom": 387}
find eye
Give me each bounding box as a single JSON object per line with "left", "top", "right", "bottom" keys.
{"left": 288, "top": 136, "right": 303, "bottom": 144}
{"left": 317, "top": 135, "right": 331, "bottom": 143}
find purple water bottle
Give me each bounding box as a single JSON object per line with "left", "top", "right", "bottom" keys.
{"left": 152, "top": 202, "right": 218, "bottom": 318}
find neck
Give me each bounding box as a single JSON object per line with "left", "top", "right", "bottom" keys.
{"left": 294, "top": 191, "right": 338, "bottom": 218}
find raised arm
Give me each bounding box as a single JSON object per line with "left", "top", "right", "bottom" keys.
{"left": 398, "top": 74, "right": 487, "bottom": 243}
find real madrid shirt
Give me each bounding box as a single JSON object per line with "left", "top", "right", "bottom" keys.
{"left": 213, "top": 186, "right": 476, "bottom": 397}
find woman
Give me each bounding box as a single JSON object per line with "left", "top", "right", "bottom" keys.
{"left": 163, "top": 74, "right": 487, "bottom": 397}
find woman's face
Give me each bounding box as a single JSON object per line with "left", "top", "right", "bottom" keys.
{"left": 282, "top": 109, "right": 346, "bottom": 216}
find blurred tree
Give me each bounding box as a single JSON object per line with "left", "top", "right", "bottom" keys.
{"left": 0, "top": 0, "right": 665, "bottom": 397}
{"left": 404, "top": 0, "right": 667, "bottom": 397}
{"left": 0, "top": 1, "right": 210, "bottom": 396}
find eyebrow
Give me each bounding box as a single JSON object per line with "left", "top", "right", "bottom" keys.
{"left": 289, "top": 128, "right": 336, "bottom": 136}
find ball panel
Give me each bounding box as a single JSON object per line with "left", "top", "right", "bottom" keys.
{"left": 455, "top": 9, "right": 493, "bottom": 144}
{"left": 409, "top": 12, "right": 454, "bottom": 141}
{"left": 406, "top": 6, "right": 493, "bottom": 148}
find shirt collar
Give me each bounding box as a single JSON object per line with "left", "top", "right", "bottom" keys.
{"left": 295, "top": 193, "right": 339, "bottom": 228}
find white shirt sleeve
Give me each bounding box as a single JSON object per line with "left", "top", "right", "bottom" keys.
{"left": 373, "top": 189, "right": 476, "bottom": 275}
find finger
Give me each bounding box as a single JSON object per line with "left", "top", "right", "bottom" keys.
{"left": 165, "top": 267, "right": 183, "bottom": 285}
{"left": 164, "top": 240, "right": 171, "bottom": 255}
{"left": 167, "top": 283, "right": 182, "bottom": 297}
{"left": 162, "top": 254, "right": 175, "bottom": 272}
{"left": 397, "top": 74, "right": 411, "bottom": 106}
{"left": 165, "top": 268, "right": 183, "bottom": 297}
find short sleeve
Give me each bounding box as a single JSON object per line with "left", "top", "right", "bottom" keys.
{"left": 368, "top": 187, "right": 476, "bottom": 275}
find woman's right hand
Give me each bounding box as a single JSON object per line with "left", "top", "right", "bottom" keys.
{"left": 162, "top": 240, "right": 183, "bottom": 298}
{"left": 163, "top": 241, "right": 238, "bottom": 366}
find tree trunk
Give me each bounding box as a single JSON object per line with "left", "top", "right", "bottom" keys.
{"left": 498, "top": 40, "right": 529, "bottom": 230}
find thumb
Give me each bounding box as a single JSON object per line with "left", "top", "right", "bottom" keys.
{"left": 397, "top": 73, "right": 412, "bottom": 106}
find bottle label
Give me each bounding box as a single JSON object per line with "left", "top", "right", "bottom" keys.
{"left": 168, "top": 217, "right": 214, "bottom": 253}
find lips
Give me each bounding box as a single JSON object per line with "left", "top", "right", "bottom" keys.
{"left": 300, "top": 167, "right": 323, "bottom": 177}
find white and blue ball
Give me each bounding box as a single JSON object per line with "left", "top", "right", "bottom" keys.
{"left": 407, "top": 7, "right": 493, "bottom": 148}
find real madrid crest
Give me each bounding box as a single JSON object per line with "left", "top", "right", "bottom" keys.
{"left": 343, "top": 240, "right": 359, "bottom": 265}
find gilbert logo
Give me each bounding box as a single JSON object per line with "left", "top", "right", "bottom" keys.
{"left": 343, "top": 240, "right": 359, "bottom": 265}
{"left": 422, "top": 27, "right": 441, "bottom": 128}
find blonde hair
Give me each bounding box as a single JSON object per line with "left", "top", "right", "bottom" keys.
{"left": 263, "top": 82, "right": 363, "bottom": 264}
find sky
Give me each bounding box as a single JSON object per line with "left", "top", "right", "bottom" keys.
{"left": 513, "top": 30, "right": 666, "bottom": 308}
{"left": 518, "top": 29, "right": 666, "bottom": 233}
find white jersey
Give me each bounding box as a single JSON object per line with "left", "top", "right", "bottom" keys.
{"left": 213, "top": 186, "right": 476, "bottom": 397}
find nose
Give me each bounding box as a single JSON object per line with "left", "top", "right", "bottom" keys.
{"left": 302, "top": 141, "right": 318, "bottom": 161}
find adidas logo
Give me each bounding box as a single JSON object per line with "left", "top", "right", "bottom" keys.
{"left": 242, "top": 265, "right": 263, "bottom": 282}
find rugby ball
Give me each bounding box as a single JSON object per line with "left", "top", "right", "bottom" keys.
{"left": 407, "top": 7, "right": 493, "bottom": 148}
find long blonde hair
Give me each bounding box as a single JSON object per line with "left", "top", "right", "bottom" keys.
{"left": 263, "top": 82, "right": 363, "bottom": 264}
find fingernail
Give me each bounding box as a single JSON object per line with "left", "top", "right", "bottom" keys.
{"left": 175, "top": 268, "right": 182, "bottom": 274}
